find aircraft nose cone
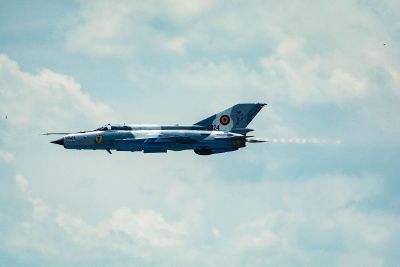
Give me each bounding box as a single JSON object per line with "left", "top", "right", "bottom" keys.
{"left": 51, "top": 137, "right": 64, "bottom": 146}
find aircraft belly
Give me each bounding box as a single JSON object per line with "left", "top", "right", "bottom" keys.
{"left": 115, "top": 139, "right": 145, "bottom": 151}
{"left": 63, "top": 134, "right": 245, "bottom": 154}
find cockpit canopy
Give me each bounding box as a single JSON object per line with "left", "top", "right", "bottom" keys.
{"left": 96, "top": 125, "right": 111, "bottom": 131}
{"left": 95, "top": 124, "right": 131, "bottom": 131}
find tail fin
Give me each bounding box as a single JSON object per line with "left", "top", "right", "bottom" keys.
{"left": 194, "top": 103, "right": 266, "bottom": 132}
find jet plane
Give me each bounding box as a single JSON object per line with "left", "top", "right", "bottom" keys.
{"left": 46, "top": 103, "right": 267, "bottom": 155}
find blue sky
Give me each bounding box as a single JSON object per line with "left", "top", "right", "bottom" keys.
{"left": 0, "top": 0, "right": 400, "bottom": 266}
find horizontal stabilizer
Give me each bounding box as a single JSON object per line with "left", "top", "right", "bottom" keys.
{"left": 230, "top": 128, "right": 254, "bottom": 135}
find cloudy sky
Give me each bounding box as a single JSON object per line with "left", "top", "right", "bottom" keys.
{"left": 1, "top": 0, "right": 400, "bottom": 266}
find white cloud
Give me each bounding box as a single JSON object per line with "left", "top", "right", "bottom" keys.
{"left": 66, "top": 1, "right": 131, "bottom": 56}
{"left": 14, "top": 175, "right": 51, "bottom": 220}
{"left": 65, "top": 0, "right": 400, "bottom": 109}
{"left": 169, "top": 0, "right": 212, "bottom": 16}
{"left": 11, "top": 173, "right": 187, "bottom": 256}
{"left": 260, "top": 37, "right": 369, "bottom": 104}
{"left": 0, "top": 150, "right": 14, "bottom": 163}
{"left": 166, "top": 37, "right": 186, "bottom": 54}
{"left": 15, "top": 174, "right": 28, "bottom": 193}
{"left": 236, "top": 229, "right": 278, "bottom": 250}
{"left": 0, "top": 54, "right": 116, "bottom": 131}
{"left": 127, "top": 60, "right": 268, "bottom": 114}
{"left": 66, "top": 0, "right": 210, "bottom": 57}
{"left": 337, "top": 253, "right": 384, "bottom": 267}
{"left": 31, "top": 198, "right": 51, "bottom": 220}
{"left": 211, "top": 227, "right": 221, "bottom": 239}
{"left": 109, "top": 207, "right": 186, "bottom": 247}
{"left": 229, "top": 175, "right": 399, "bottom": 266}
{"left": 6, "top": 171, "right": 400, "bottom": 266}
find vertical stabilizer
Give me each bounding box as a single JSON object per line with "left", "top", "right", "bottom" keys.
{"left": 194, "top": 103, "right": 266, "bottom": 132}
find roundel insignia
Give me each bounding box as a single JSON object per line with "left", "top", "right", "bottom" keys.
{"left": 219, "top": 115, "right": 231, "bottom": 125}
{"left": 95, "top": 135, "right": 103, "bottom": 144}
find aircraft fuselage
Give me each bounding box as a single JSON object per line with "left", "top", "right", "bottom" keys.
{"left": 49, "top": 103, "right": 267, "bottom": 155}
{"left": 53, "top": 127, "right": 246, "bottom": 155}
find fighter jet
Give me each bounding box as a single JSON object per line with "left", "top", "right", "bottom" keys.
{"left": 46, "top": 103, "right": 267, "bottom": 155}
